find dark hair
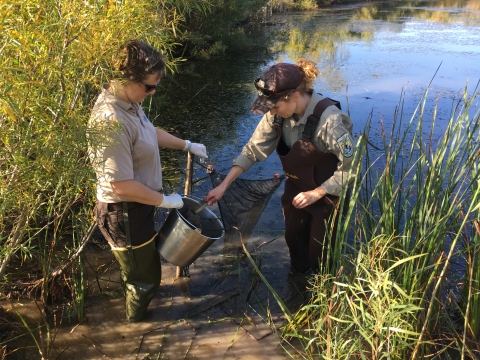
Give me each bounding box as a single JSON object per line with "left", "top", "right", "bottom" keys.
{"left": 115, "top": 39, "right": 165, "bottom": 83}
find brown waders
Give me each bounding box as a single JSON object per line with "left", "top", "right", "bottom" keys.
{"left": 95, "top": 201, "right": 161, "bottom": 322}
{"left": 276, "top": 98, "right": 348, "bottom": 273}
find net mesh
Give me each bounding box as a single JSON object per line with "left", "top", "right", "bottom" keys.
{"left": 154, "top": 165, "right": 285, "bottom": 269}
{"left": 208, "top": 167, "right": 284, "bottom": 235}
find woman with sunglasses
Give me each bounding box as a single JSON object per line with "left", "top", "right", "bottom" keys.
{"left": 88, "top": 39, "right": 208, "bottom": 322}
{"left": 206, "top": 59, "right": 356, "bottom": 276}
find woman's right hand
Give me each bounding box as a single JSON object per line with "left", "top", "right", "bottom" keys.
{"left": 206, "top": 186, "right": 226, "bottom": 205}
{"left": 206, "top": 165, "right": 244, "bottom": 205}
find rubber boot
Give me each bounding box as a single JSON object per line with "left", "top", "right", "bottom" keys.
{"left": 288, "top": 266, "right": 314, "bottom": 297}
{"left": 112, "top": 238, "right": 161, "bottom": 322}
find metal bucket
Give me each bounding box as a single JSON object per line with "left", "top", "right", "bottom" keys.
{"left": 156, "top": 195, "right": 224, "bottom": 267}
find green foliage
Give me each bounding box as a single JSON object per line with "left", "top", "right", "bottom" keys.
{"left": 284, "top": 235, "right": 422, "bottom": 359}
{"left": 268, "top": 0, "right": 318, "bottom": 12}
{"left": 180, "top": 0, "right": 269, "bottom": 57}
{"left": 285, "top": 0, "right": 317, "bottom": 11}
{"left": 0, "top": 0, "right": 187, "bottom": 289}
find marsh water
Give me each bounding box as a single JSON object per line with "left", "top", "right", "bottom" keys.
{"left": 158, "top": 0, "right": 480, "bottom": 183}
{"left": 4, "top": 1, "right": 480, "bottom": 359}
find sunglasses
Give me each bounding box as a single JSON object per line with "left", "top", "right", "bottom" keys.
{"left": 141, "top": 81, "right": 159, "bottom": 93}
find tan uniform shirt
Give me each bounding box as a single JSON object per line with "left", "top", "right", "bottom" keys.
{"left": 88, "top": 84, "right": 163, "bottom": 202}
{"left": 233, "top": 92, "right": 356, "bottom": 196}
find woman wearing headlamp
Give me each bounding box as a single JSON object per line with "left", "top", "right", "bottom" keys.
{"left": 88, "top": 39, "right": 208, "bottom": 322}
{"left": 206, "top": 59, "right": 356, "bottom": 274}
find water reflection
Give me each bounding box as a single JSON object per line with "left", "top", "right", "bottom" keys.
{"left": 268, "top": 4, "right": 479, "bottom": 146}
{"left": 6, "top": 2, "right": 480, "bottom": 359}
{"left": 273, "top": 1, "right": 480, "bottom": 96}
{"left": 154, "top": 0, "right": 480, "bottom": 198}
{"left": 352, "top": 0, "right": 480, "bottom": 23}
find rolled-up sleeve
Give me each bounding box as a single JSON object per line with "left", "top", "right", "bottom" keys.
{"left": 318, "top": 113, "right": 357, "bottom": 196}
{"left": 232, "top": 114, "right": 278, "bottom": 172}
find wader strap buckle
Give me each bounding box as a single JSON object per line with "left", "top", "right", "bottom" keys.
{"left": 123, "top": 201, "right": 137, "bottom": 269}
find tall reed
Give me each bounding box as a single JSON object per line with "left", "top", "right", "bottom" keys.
{"left": 285, "top": 83, "right": 480, "bottom": 358}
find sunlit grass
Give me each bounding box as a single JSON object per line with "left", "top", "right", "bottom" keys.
{"left": 280, "top": 82, "right": 480, "bottom": 358}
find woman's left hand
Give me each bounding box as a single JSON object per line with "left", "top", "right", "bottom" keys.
{"left": 292, "top": 187, "right": 327, "bottom": 209}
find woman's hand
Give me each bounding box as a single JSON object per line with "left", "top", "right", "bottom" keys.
{"left": 190, "top": 143, "right": 208, "bottom": 158}
{"left": 206, "top": 186, "right": 226, "bottom": 205}
{"left": 205, "top": 165, "right": 244, "bottom": 205}
{"left": 157, "top": 193, "right": 184, "bottom": 209}
{"left": 292, "top": 186, "right": 327, "bottom": 209}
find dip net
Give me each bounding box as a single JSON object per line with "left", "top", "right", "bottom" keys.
{"left": 207, "top": 166, "right": 284, "bottom": 246}
{"left": 155, "top": 166, "right": 284, "bottom": 237}
{"left": 155, "top": 163, "right": 284, "bottom": 264}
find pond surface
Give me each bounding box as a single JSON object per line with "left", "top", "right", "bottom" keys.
{"left": 4, "top": 1, "right": 480, "bottom": 359}
{"left": 158, "top": 0, "right": 480, "bottom": 187}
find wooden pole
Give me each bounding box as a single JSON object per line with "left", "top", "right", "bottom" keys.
{"left": 177, "top": 151, "right": 193, "bottom": 278}
{"left": 184, "top": 151, "right": 193, "bottom": 197}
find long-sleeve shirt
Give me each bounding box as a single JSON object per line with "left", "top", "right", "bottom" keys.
{"left": 233, "top": 92, "right": 357, "bottom": 196}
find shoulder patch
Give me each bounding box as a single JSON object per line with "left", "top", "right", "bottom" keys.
{"left": 336, "top": 133, "right": 354, "bottom": 158}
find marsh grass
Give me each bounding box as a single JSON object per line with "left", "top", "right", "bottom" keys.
{"left": 265, "top": 82, "right": 480, "bottom": 358}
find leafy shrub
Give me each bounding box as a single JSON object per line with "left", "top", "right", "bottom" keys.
{"left": 181, "top": 0, "right": 269, "bottom": 57}
{"left": 0, "top": 0, "right": 189, "bottom": 290}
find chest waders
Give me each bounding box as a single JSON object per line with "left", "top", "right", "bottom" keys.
{"left": 276, "top": 98, "right": 349, "bottom": 273}
{"left": 95, "top": 201, "right": 161, "bottom": 322}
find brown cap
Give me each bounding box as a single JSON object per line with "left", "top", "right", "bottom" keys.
{"left": 250, "top": 63, "right": 303, "bottom": 115}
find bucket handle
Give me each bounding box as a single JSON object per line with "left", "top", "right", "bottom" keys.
{"left": 181, "top": 194, "right": 204, "bottom": 202}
